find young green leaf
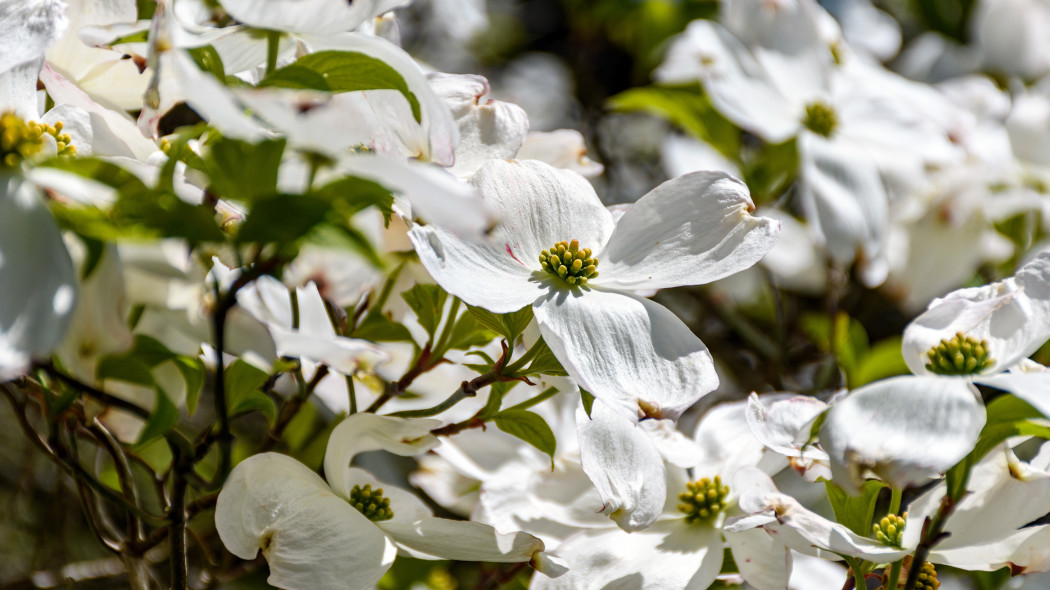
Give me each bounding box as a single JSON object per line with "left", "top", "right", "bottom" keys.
{"left": 493, "top": 409, "right": 557, "bottom": 468}
{"left": 467, "top": 305, "right": 534, "bottom": 344}
{"left": 225, "top": 360, "right": 277, "bottom": 425}
{"left": 202, "top": 136, "right": 286, "bottom": 202}
{"left": 134, "top": 387, "right": 178, "bottom": 448}
{"left": 260, "top": 51, "right": 422, "bottom": 121}
{"left": 402, "top": 284, "right": 448, "bottom": 339}
{"left": 824, "top": 479, "right": 887, "bottom": 536}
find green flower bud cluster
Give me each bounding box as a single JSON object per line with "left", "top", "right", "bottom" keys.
{"left": 873, "top": 512, "right": 906, "bottom": 547}
{"left": 348, "top": 483, "right": 393, "bottom": 522}
{"left": 924, "top": 332, "right": 993, "bottom": 375}
{"left": 539, "top": 239, "right": 599, "bottom": 286}
{"left": 678, "top": 476, "right": 729, "bottom": 524}
{"left": 1, "top": 111, "right": 75, "bottom": 168}
{"left": 802, "top": 101, "right": 838, "bottom": 138}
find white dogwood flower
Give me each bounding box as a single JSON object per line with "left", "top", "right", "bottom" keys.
{"left": 902, "top": 253, "right": 1050, "bottom": 420}
{"left": 730, "top": 442, "right": 1050, "bottom": 576}
{"left": 410, "top": 159, "right": 779, "bottom": 421}
{"left": 216, "top": 413, "right": 555, "bottom": 590}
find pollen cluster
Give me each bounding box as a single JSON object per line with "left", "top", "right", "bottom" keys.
{"left": 924, "top": 332, "right": 993, "bottom": 375}
{"left": 539, "top": 239, "right": 599, "bottom": 286}
{"left": 1, "top": 111, "right": 75, "bottom": 167}
{"left": 678, "top": 476, "right": 729, "bottom": 524}
{"left": 348, "top": 483, "right": 394, "bottom": 522}
{"left": 873, "top": 512, "right": 906, "bottom": 547}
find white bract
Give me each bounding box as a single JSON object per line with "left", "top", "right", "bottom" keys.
{"left": 0, "top": 0, "right": 78, "bottom": 379}
{"left": 410, "top": 159, "right": 779, "bottom": 421}
{"left": 216, "top": 413, "right": 554, "bottom": 590}
{"left": 534, "top": 396, "right": 793, "bottom": 590}
{"left": 656, "top": 0, "right": 959, "bottom": 286}
{"left": 237, "top": 275, "right": 387, "bottom": 379}
{"left": 818, "top": 375, "right": 986, "bottom": 492}
{"left": 902, "top": 253, "right": 1050, "bottom": 420}
{"left": 903, "top": 252, "right": 1050, "bottom": 378}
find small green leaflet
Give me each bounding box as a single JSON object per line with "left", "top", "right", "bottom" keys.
{"left": 493, "top": 410, "right": 557, "bottom": 469}
{"left": 402, "top": 284, "right": 448, "bottom": 339}
{"left": 467, "top": 305, "right": 534, "bottom": 344}
{"left": 224, "top": 360, "right": 277, "bottom": 425}
{"left": 824, "top": 479, "right": 886, "bottom": 536}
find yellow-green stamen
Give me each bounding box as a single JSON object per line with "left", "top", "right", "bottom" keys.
{"left": 0, "top": 111, "right": 76, "bottom": 168}
{"left": 801, "top": 101, "right": 838, "bottom": 138}
{"left": 873, "top": 512, "right": 906, "bottom": 547}
{"left": 538, "top": 239, "right": 599, "bottom": 287}
{"left": 677, "top": 476, "right": 729, "bottom": 524}
{"left": 348, "top": 483, "right": 393, "bottom": 522}
{"left": 924, "top": 332, "right": 993, "bottom": 375}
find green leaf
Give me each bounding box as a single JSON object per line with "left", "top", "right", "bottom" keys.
{"left": 493, "top": 409, "right": 556, "bottom": 468}
{"left": 353, "top": 310, "right": 415, "bottom": 342}
{"left": 607, "top": 85, "right": 740, "bottom": 160}
{"left": 520, "top": 340, "right": 568, "bottom": 377}
{"left": 282, "top": 401, "right": 319, "bottom": 452}
{"left": 97, "top": 356, "right": 155, "bottom": 387}
{"left": 402, "top": 284, "right": 448, "bottom": 339}
{"left": 304, "top": 223, "right": 385, "bottom": 269}
{"left": 175, "top": 357, "right": 206, "bottom": 416}
{"left": 225, "top": 360, "right": 277, "bottom": 425}
{"left": 853, "top": 337, "right": 909, "bottom": 387}
{"left": 188, "top": 45, "right": 226, "bottom": 81}
{"left": 311, "top": 176, "right": 395, "bottom": 214}
{"left": 580, "top": 389, "right": 596, "bottom": 418}
{"left": 134, "top": 387, "right": 178, "bottom": 448}
{"left": 742, "top": 137, "right": 799, "bottom": 202}
{"left": 467, "top": 305, "right": 534, "bottom": 344}
{"left": 112, "top": 190, "right": 226, "bottom": 244}
{"left": 260, "top": 50, "right": 422, "bottom": 121}
{"left": 202, "top": 136, "right": 286, "bottom": 202}
{"left": 236, "top": 194, "right": 330, "bottom": 244}
{"left": 444, "top": 311, "right": 496, "bottom": 352}
{"left": 985, "top": 394, "right": 1042, "bottom": 427}
{"left": 76, "top": 234, "right": 106, "bottom": 280}
{"left": 42, "top": 157, "right": 151, "bottom": 199}
{"left": 258, "top": 65, "right": 331, "bottom": 91}
{"left": 824, "top": 479, "right": 887, "bottom": 536}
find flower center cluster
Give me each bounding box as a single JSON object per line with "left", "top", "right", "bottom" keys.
{"left": 1, "top": 111, "right": 75, "bottom": 168}
{"left": 802, "top": 101, "right": 838, "bottom": 138}
{"left": 914, "top": 561, "right": 940, "bottom": 590}
{"left": 348, "top": 483, "right": 393, "bottom": 522}
{"left": 872, "top": 512, "right": 906, "bottom": 547}
{"left": 677, "top": 476, "right": 729, "bottom": 524}
{"left": 924, "top": 332, "right": 993, "bottom": 375}
{"left": 538, "top": 239, "right": 599, "bottom": 286}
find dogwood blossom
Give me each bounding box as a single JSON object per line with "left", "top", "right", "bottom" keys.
{"left": 216, "top": 413, "right": 555, "bottom": 590}
{"left": 410, "top": 159, "right": 779, "bottom": 421}
{"left": 731, "top": 442, "right": 1050, "bottom": 575}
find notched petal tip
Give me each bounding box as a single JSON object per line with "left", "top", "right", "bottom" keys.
{"left": 532, "top": 551, "right": 569, "bottom": 578}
